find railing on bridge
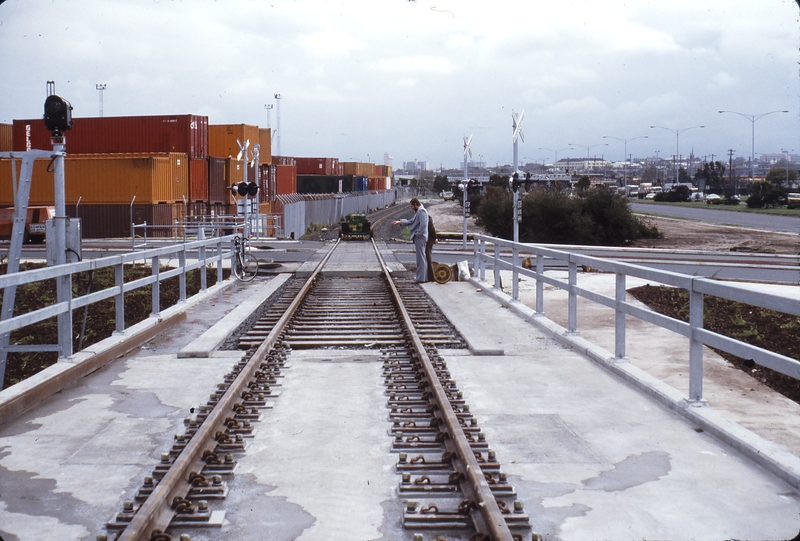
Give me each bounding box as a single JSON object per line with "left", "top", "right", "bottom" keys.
{"left": 0, "top": 235, "right": 239, "bottom": 387}
{"left": 472, "top": 234, "right": 800, "bottom": 404}
{"left": 131, "top": 214, "right": 284, "bottom": 251}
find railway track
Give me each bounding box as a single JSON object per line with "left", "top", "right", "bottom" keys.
{"left": 101, "top": 238, "right": 531, "bottom": 541}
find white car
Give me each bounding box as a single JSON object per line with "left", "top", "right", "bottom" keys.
{"left": 645, "top": 193, "right": 656, "bottom": 200}
{"left": 706, "top": 193, "right": 721, "bottom": 201}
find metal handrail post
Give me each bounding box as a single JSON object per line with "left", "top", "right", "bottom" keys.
{"left": 217, "top": 238, "right": 224, "bottom": 282}
{"left": 493, "top": 243, "right": 500, "bottom": 290}
{"left": 150, "top": 256, "right": 160, "bottom": 317}
{"left": 689, "top": 284, "right": 706, "bottom": 404}
{"left": 178, "top": 249, "right": 187, "bottom": 303}
{"left": 512, "top": 242, "right": 519, "bottom": 301}
{"left": 535, "top": 254, "right": 544, "bottom": 315}
{"left": 199, "top": 243, "right": 207, "bottom": 292}
{"left": 472, "top": 237, "right": 479, "bottom": 278}
{"left": 114, "top": 262, "right": 125, "bottom": 334}
{"left": 568, "top": 257, "right": 578, "bottom": 334}
{"left": 615, "top": 272, "right": 626, "bottom": 359}
{"left": 479, "top": 237, "right": 486, "bottom": 280}
{"left": 130, "top": 196, "right": 136, "bottom": 251}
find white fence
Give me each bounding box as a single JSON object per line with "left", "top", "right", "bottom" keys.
{"left": 0, "top": 236, "right": 237, "bottom": 387}
{"left": 472, "top": 234, "right": 800, "bottom": 404}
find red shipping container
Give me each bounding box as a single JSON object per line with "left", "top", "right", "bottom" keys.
{"left": 189, "top": 158, "right": 209, "bottom": 202}
{"left": 12, "top": 115, "right": 208, "bottom": 157}
{"left": 295, "top": 157, "right": 339, "bottom": 176}
{"left": 273, "top": 156, "right": 296, "bottom": 166}
{"left": 208, "top": 157, "right": 228, "bottom": 204}
{"left": 275, "top": 164, "right": 297, "bottom": 195}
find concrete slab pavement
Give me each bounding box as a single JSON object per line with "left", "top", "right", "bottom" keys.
{"left": 423, "top": 279, "right": 800, "bottom": 540}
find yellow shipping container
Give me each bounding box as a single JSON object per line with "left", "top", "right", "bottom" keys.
{"left": 342, "top": 161, "right": 373, "bottom": 177}
{"left": 258, "top": 128, "right": 272, "bottom": 166}
{"left": 0, "top": 153, "right": 188, "bottom": 206}
{"left": 208, "top": 124, "right": 261, "bottom": 159}
{"left": 0, "top": 124, "right": 11, "bottom": 152}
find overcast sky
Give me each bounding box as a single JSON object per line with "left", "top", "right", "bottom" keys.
{"left": 1, "top": 0, "right": 799, "bottom": 169}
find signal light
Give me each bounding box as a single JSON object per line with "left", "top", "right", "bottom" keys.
{"left": 234, "top": 182, "right": 259, "bottom": 197}
{"left": 43, "top": 94, "right": 73, "bottom": 136}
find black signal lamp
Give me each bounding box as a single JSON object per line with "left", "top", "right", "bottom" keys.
{"left": 43, "top": 94, "right": 73, "bottom": 136}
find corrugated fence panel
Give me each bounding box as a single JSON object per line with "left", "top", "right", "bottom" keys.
{"left": 280, "top": 191, "right": 397, "bottom": 240}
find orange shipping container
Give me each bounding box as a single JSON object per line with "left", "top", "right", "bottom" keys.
{"left": 0, "top": 153, "right": 188, "bottom": 206}
{"left": 208, "top": 124, "right": 261, "bottom": 159}
{"left": 258, "top": 128, "right": 272, "bottom": 166}
{"left": 0, "top": 124, "right": 11, "bottom": 151}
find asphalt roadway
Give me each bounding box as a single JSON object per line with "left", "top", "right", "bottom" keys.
{"left": 629, "top": 201, "right": 800, "bottom": 233}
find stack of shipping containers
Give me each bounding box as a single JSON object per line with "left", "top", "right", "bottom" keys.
{"left": 7, "top": 115, "right": 208, "bottom": 237}
{"left": 1, "top": 112, "right": 396, "bottom": 239}
{"left": 2, "top": 117, "right": 274, "bottom": 238}
{"left": 296, "top": 160, "right": 391, "bottom": 194}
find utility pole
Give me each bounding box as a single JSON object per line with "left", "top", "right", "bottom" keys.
{"left": 274, "top": 93, "right": 282, "bottom": 157}
{"left": 728, "top": 149, "right": 736, "bottom": 195}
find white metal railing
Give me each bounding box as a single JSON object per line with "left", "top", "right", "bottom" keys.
{"left": 0, "top": 235, "right": 238, "bottom": 386}
{"left": 473, "top": 234, "right": 800, "bottom": 404}
{"left": 131, "top": 214, "right": 284, "bottom": 251}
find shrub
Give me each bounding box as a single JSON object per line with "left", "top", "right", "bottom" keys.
{"left": 476, "top": 187, "right": 660, "bottom": 245}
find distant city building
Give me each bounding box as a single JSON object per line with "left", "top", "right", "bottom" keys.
{"left": 384, "top": 152, "right": 393, "bottom": 168}
{"left": 761, "top": 152, "right": 800, "bottom": 164}
{"left": 403, "top": 160, "right": 429, "bottom": 172}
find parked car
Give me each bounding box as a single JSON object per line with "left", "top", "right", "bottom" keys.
{"left": 441, "top": 190, "right": 455, "bottom": 201}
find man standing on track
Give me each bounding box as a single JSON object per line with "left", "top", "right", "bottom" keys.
{"left": 392, "top": 198, "right": 429, "bottom": 283}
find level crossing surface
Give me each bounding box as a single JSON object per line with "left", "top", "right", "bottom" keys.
{"left": 0, "top": 239, "right": 798, "bottom": 541}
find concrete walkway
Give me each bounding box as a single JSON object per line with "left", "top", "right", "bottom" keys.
{"left": 424, "top": 278, "right": 800, "bottom": 540}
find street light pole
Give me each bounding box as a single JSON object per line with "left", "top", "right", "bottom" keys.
{"left": 538, "top": 147, "right": 571, "bottom": 169}
{"left": 649, "top": 125, "right": 704, "bottom": 184}
{"left": 719, "top": 110, "right": 789, "bottom": 179}
{"left": 603, "top": 135, "right": 648, "bottom": 187}
{"left": 95, "top": 84, "right": 106, "bottom": 117}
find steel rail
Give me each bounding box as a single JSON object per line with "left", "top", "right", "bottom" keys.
{"left": 371, "top": 239, "right": 515, "bottom": 540}
{"left": 117, "top": 239, "right": 340, "bottom": 541}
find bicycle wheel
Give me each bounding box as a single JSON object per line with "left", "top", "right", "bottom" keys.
{"left": 236, "top": 253, "right": 260, "bottom": 282}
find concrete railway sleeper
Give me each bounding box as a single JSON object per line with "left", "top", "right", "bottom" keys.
{"left": 99, "top": 238, "right": 532, "bottom": 541}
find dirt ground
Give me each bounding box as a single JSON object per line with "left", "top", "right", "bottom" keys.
{"left": 631, "top": 215, "right": 800, "bottom": 254}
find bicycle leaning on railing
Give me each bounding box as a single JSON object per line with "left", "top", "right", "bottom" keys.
{"left": 232, "top": 235, "right": 261, "bottom": 281}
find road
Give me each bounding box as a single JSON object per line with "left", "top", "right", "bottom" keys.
{"left": 630, "top": 202, "right": 800, "bottom": 234}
